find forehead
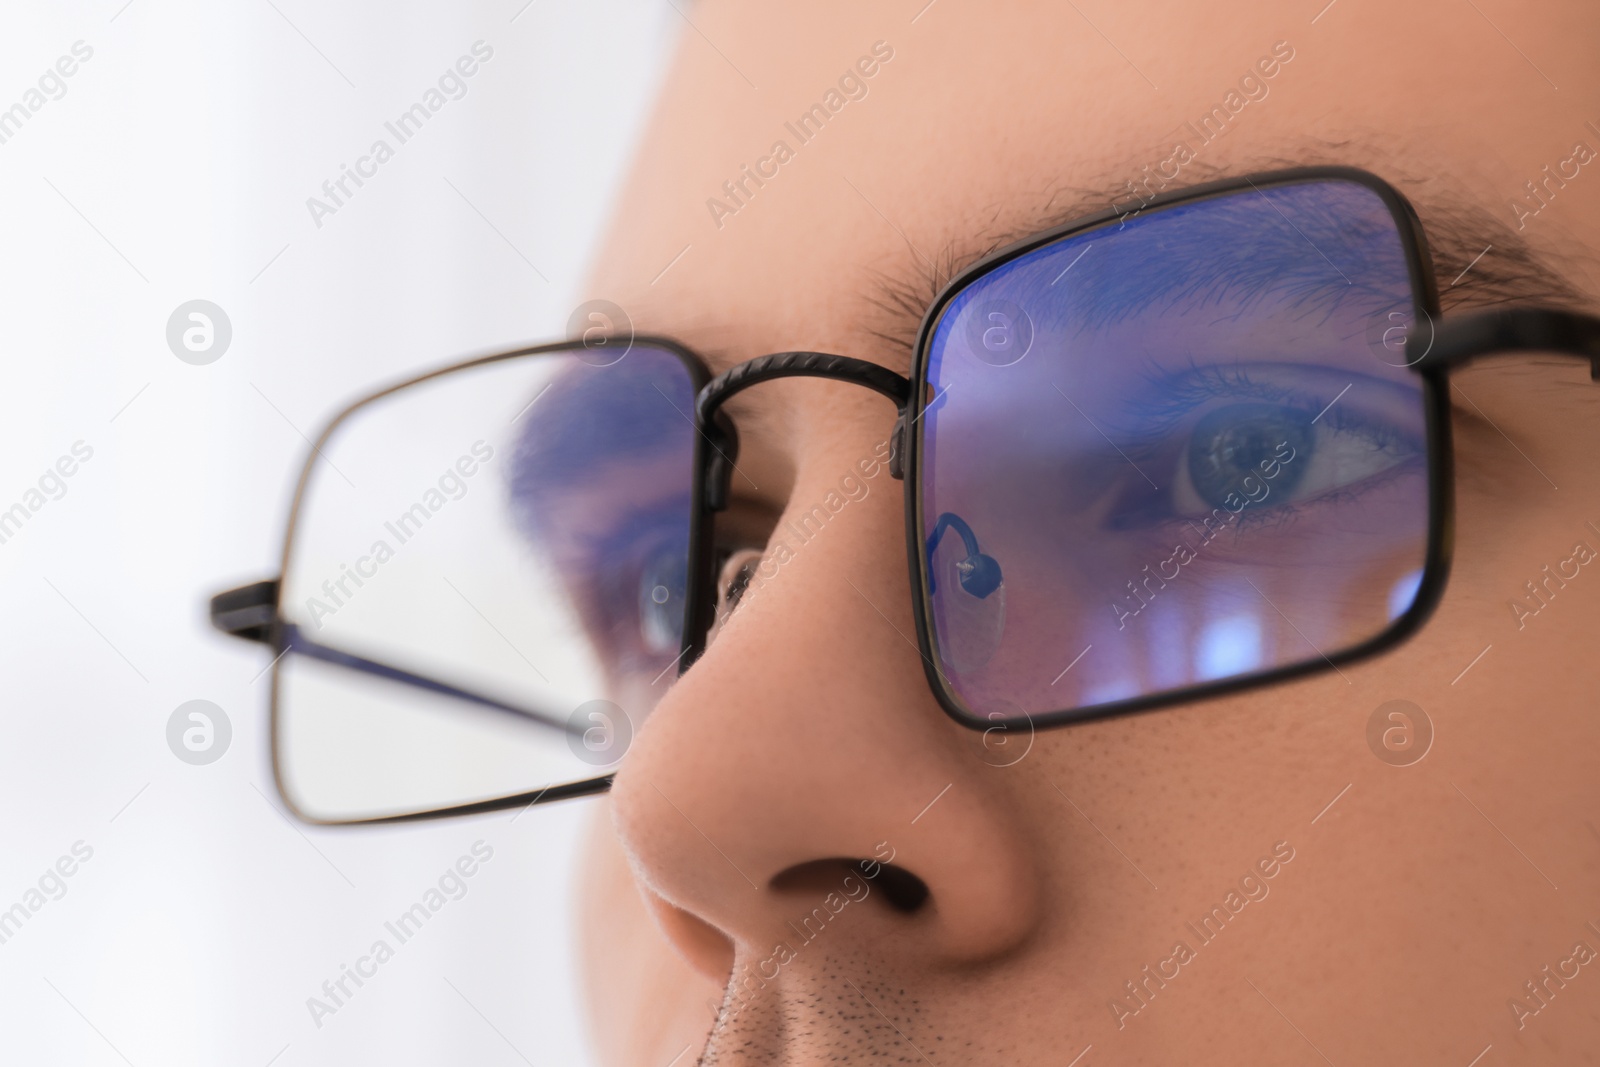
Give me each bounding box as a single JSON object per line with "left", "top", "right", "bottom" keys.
{"left": 585, "top": 0, "right": 1597, "bottom": 376}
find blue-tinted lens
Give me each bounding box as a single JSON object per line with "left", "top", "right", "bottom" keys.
{"left": 510, "top": 344, "right": 698, "bottom": 681}
{"left": 918, "top": 178, "right": 1431, "bottom": 722}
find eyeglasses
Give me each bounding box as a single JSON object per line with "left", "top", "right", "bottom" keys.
{"left": 211, "top": 166, "right": 1600, "bottom": 824}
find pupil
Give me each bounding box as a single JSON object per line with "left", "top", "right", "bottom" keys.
{"left": 1187, "top": 403, "right": 1311, "bottom": 508}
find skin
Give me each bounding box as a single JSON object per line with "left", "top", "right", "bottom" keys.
{"left": 568, "top": 2, "right": 1600, "bottom": 1063}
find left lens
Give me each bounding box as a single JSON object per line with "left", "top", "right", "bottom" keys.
{"left": 276, "top": 343, "right": 700, "bottom": 821}
{"left": 915, "top": 177, "right": 1433, "bottom": 725}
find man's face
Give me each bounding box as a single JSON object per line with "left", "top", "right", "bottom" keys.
{"left": 573, "top": 2, "right": 1600, "bottom": 1063}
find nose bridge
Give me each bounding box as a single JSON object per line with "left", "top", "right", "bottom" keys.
{"left": 680, "top": 352, "right": 917, "bottom": 671}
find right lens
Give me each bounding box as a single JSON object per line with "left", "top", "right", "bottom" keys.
{"left": 916, "top": 176, "right": 1434, "bottom": 726}
{"left": 275, "top": 343, "right": 702, "bottom": 822}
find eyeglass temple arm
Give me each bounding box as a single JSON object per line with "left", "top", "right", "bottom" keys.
{"left": 1416, "top": 307, "right": 1600, "bottom": 379}
{"left": 208, "top": 579, "right": 581, "bottom": 737}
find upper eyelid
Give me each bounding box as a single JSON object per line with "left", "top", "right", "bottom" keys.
{"left": 1111, "top": 363, "right": 1421, "bottom": 438}
{"left": 1118, "top": 363, "right": 1313, "bottom": 433}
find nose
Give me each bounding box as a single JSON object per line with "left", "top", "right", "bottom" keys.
{"left": 608, "top": 435, "right": 1044, "bottom": 984}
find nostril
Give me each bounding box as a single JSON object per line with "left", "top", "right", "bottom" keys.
{"left": 769, "top": 858, "right": 931, "bottom": 915}
{"left": 862, "top": 861, "right": 930, "bottom": 913}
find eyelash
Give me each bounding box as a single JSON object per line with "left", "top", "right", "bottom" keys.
{"left": 1127, "top": 361, "right": 1397, "bottom": 443}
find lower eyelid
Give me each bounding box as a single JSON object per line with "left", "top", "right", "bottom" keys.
{"left": 1215, "top": 453, "right": 1426, "bottom": 532}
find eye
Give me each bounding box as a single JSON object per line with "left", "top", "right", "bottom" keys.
{"left": 1098, "top": 369, "right": 1426, "bottom": 532}
{"left": 1167, "top": 400, "right": 1418, "bottom": 520}
{"left": 707, "top": 547, "right": 764, "bottom": 643}
{"left": 636, "top": 541, "right": 688, "bottom": 656}
{"left": 631, "top": 538, "right": 766, "bottom": 661}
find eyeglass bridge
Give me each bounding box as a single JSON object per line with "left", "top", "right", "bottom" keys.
{"left": 693, "top": 351, "right": 913, "bottom": 510}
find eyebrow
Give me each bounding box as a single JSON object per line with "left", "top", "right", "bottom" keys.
{"left": 860, "top": 154, "right": 1595, "bottom": 368}
{"left": 950, "top": 179, "right": 1410, "bottom": 333}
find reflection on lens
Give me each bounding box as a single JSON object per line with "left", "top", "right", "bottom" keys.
{"left": 1195, "top": 614, "right": 1264, "bottom": 681}
{"left": 1387, "top": 568, "right": 1424, "bottom": 622}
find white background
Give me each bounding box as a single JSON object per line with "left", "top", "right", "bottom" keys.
{"left": 0, "top": 2, "right": 677, "bottom": 1063}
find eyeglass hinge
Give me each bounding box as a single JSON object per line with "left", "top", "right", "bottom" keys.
{"left": 209, "top": 578, "right": 280, "bottom": 645}
{"left": 888, "top": 409, "right": 907, "bottom": 480}
{"left": 701, "top": 412, "right": 739, "bottom": 512}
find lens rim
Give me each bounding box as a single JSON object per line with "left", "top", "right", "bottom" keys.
{"left": 270, "top": 337, "right": 712, "bottom": 824}
{"left": 903, "top": 166, "right": 1454, "bottom": 732}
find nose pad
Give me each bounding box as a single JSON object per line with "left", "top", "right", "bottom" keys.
{"left": 926, "top": 512, "right": 1006, "bottom": 672}
{"left": 924, "top": 512, "right": 1003, "bottom": 598}
{"left": 955, "top": 551, "right": 1003, "bottom": 599}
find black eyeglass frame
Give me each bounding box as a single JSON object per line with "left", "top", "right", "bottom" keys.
{"left": 910, "top": 166, "right": 1448, "bottom": 732}
{"left": 212, "top": 165, "right": 1600, "bottom": 824}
